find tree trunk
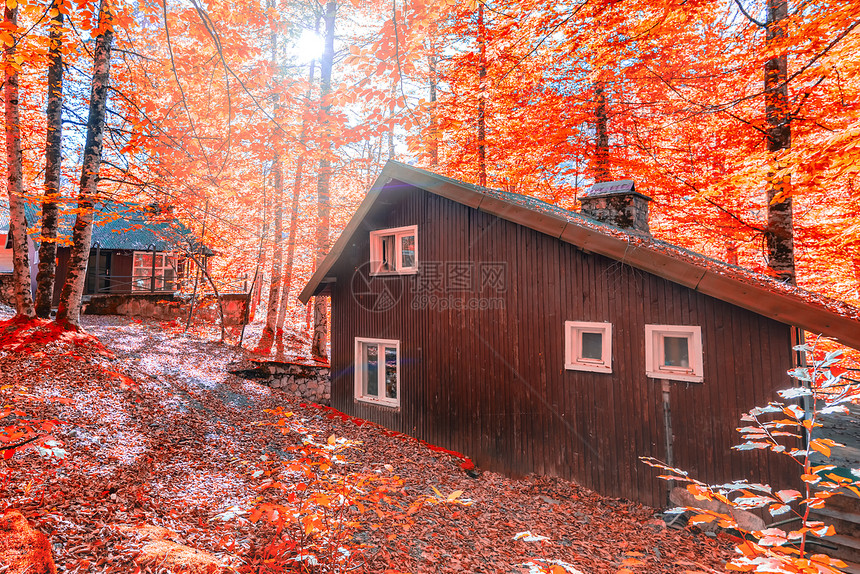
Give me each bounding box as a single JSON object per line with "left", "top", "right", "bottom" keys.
{"left": 250, "top": 188, "right": 269, "bottom": 321}
{"left": 311, "top": 0, "right": 337, "bottom": 360}
{"left": 258, "top": 0, "right": 283, "bottom": 352}
{"left": 429, "top": 51, "right": 438, "bottom": 165}
{"left": 4, "top": 4, "right": 35, "bottom": 318}
{"left": 477, "top": 2, "right": 487, "bottom": 187}
{"left": 35, "top": 1, "right": 64, "bottom": 318}
{"left": 259, "top": 162, "right": 283, "bottom": 350}
{"left": 594, "top": 80, "right": 609, "bottom": 183}
{"left": 764, "top": 0, "right": 795, "bottom": 284}
{"left": 275, "top": 58, "right": 317, "bottom": 343}
{"left": 184, "top": 200, "right": 207, "bottom": 333}
{"left": 56, "top": 0, "right": 114, "bottom": 328}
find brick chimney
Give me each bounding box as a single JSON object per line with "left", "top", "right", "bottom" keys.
{"left": 580, "top": 179, "right": 651, "bottom": 234}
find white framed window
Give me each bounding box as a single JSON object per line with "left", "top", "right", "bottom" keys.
{"left": 564, "top": 321, "right": 612, "bottom": 373}
{"left": 355, "top": 337, "right": 400, "bottom": 407}
{"left": 645, "top": 325, "right": 704, "bottom": 383}
{"left": 369, "top": 225, "right": 418, "bottom": 275}
{"left": 132, "top": 251, "right": 181, "bottom": 291}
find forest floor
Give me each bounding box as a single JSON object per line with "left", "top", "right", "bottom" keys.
{"left": 0, "top": 307, "right": 736, "bottom": 573}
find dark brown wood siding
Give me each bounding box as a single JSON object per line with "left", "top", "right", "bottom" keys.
{"left": 328, "top": 181, "right": 797, "bottom": 507}
{"left": 110, "top": 252, "right": 134, "bottom": 293}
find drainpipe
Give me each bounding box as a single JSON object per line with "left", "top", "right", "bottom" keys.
{"left": 662, "top": 379, "right": 675, "bottom": 500}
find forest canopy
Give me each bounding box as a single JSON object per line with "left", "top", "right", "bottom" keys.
{"left": 1, "top": 0, "right": 858, "bottom": 340}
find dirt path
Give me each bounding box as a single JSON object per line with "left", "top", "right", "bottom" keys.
{"left": 0, "top": 314, "right": 736, "bottom": 573}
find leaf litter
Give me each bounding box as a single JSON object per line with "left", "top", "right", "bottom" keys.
{"left": 0, "top": 311, "right": 735, "bottom": 573}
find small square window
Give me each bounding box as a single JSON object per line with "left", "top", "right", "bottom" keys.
{"left": 370, "top": 226, "right": 418, "bottom": 275}
{"left": 564, "top": 321, "right": 612, "bottom": 373}
{"left": 355, "top": 337, "right": 400, "bottom": 407}
{"left": 645, "top": 325, "right": 703, "bottom": 382}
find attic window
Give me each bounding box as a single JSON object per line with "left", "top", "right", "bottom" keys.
{"left": 645, "top": 325, "right": 703, "bottom": 383}
{"left": 370, "top": 225, "right": 417, "bottom": 275}
{"left": 564, "top": 321, "right": 612, "bottom": 373}
{"left": 355, "top": 337, "right": 400, "bottom": 407}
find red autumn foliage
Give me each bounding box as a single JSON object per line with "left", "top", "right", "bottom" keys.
{"left": 0, "top": 314, "right": 736, "bottom": 572}
{"left": 0, "top": 510, "right": 57, "bottom": 574}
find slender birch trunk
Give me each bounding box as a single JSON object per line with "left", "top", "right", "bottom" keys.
{"left": 56, "top": 0, "right": 114, "bottom": 328}
{"left": 594, "top": 79, "right": 609, "bottom": 183}
{"left": 275, "top": 57, "right": 317, "bottom": 340}
{"left": 260, "top": 163, "right": 283, "bottom": 348}
{"left": 259, "top": 0, "right": 284, "bottom": 351}
{"left": 4, "top": 4, "right": 35, "bottom": 318}
{"left": 477, "top": 2, "right": 487, "bottom": 187}
{"left": 428, "top": 50, "right": 438, "bottom": 166}
{"left": 311, "top": 0, "right": 337, "bottom": 360}
{"left": 765, "top": 0, "right": 795, "bottom": 284}
{"left": 248, "top": 193, "right": 268, "bottom": 322}
{"left": 35, "top": 0, "right": 64, "bottom": 317}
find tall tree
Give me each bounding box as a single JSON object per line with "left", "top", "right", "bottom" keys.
{"left": 275, "top": 55, "right": 317, "bottom": 344}
{"left": 593, "top": 77, "right": 609, "bottom": 183}
{"left": 476, "top": 2, "right": 487, "bottom": 187}
{"left": 764, "top": 0, "right": 795, "bottom": 283}
{"left": 56, "top": 0, "right": 114, "bottom": 328}
{"left": 35, "top": 0, "right": 65, "bottom": 317}
{"left": 311, "top": 0, "right": 336, "bottom": 360}
{"left": 4, "top": 2, "right": 35, "bottom": 318}
{"left": 258, "top": 0, "right": 285, "bottom": 351}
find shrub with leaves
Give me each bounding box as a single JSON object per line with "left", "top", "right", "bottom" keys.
{"left": 642, "top": 342, "right": 860, "bottom": 574}
{"left": 234, "top": 407, "right": 411, "bottom": 573}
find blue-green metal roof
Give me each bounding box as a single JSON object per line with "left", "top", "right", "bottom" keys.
{"left": 1, "top": 199, "right": 210, "bottom": 254}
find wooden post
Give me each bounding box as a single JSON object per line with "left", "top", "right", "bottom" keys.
{"left": 94, "top": 243, "right": 100, "bottom": 293}
{"left": 150, "top": 244, "right": 156, "bottom": 292}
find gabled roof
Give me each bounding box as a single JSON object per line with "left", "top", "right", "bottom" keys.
{"left": 299, "top": 161, "right": 860, "bottom": 350}
{"left": 1, "top": 199, "right": 210, "bottom": 254}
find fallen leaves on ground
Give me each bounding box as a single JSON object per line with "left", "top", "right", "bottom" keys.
{"left": 0, "top": 312, "right": 735, "bottom": 573}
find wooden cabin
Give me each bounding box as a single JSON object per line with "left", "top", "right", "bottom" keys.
{"left": 0, "top": 200, "right": 210, "bottom": 309}
{"left": 49, "top": 203, "right": 209, "bottom": 306}
{"left": 0, "top": 198, "right": 39, "bottom": 305}
{"left": 300, "top": 161, "right": 860, "bottom": 508}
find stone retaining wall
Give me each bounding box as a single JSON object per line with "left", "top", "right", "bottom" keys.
{"left": 83, "top": 292, "right": 249, "bottom": 325}
{"left": 260, "top": 361, "right": 331, "bottom": 405}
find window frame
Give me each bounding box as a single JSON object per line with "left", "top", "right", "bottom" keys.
{"left": 564, "top": 321, "right": 613, "bottom": 373}
{"left": 645, "top": 324, "right": 704, "bottom": 383}
{"left": 354, "top": 337, "right": 401, "bottom": 407}
{"left": 131, "top": 251, "right": 181, "bottom": 292}
{"left": 369, "top": 225, "right": 418, "bottom": 276}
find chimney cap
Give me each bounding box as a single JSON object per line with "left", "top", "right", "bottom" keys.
{"left": 584, "top": 179, "right": 651, "bottom": 202}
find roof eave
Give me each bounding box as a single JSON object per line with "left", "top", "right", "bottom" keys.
{"left": 298, "top": 161, "right": 860, "bottom": 349}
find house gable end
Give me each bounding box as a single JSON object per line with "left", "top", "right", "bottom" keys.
{"left": 302, "top": 161, "right": 860, "bottom": 350}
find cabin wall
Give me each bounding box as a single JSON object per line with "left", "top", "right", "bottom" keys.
{"left": 111, "top": 252, "right": 134, "bottom": 293}
{"left": 0, "top": 234, "right": 12, "bottom": 273}
{"left": 328, "top": 182, "right": 796, "bottom": 508}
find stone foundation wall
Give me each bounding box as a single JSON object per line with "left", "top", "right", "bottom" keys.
{"left": 261, "top": 362, "right": 331, "bottom": 405}
{"left": 83, "top": 292, "right": 249, "bottom": 325}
